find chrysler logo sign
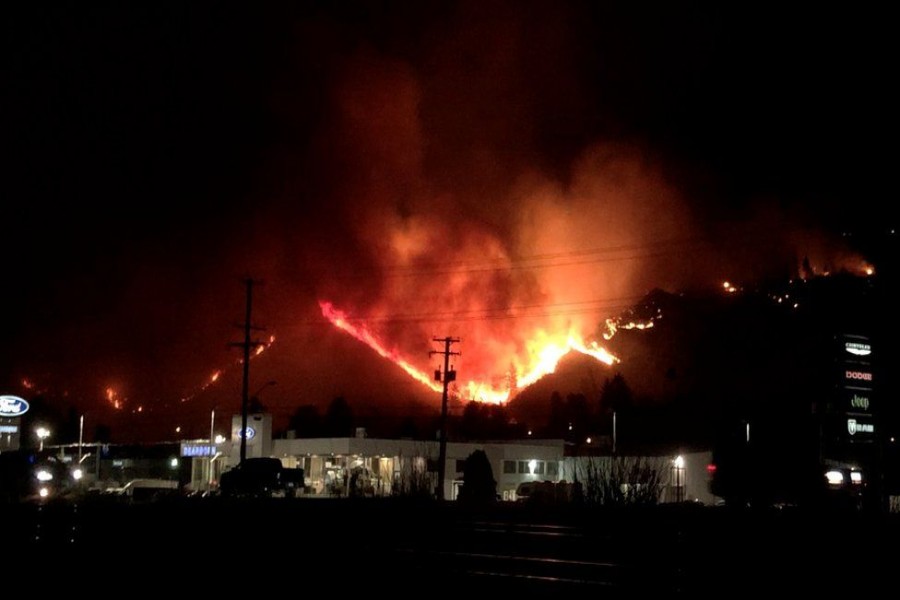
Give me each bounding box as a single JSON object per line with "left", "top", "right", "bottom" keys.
{"left": 844, "top": 341, "right": 871, "bottom": 357}
{"left": 0, "top": 395, "right": 30, "bottom": 418}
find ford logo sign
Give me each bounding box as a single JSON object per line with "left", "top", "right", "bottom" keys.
{"left": 237, "top": 426, "right": 256, "bottom": 440}
{"left": 0, "top": 395, "right": 30, "bottom": 418}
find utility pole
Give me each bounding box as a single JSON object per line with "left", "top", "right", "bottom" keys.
{"left": 230, "top": 278, "right": 265, "bottom": 464}
{"left": 430, "top": 336, "right": 460, "bottom": 501}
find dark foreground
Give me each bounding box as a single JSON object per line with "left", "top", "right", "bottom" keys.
{"left": 7, "top": 498, "right": 895, "bottom": 594}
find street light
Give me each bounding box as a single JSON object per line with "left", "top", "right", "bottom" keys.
{"left": 35, "top": 426, "right": 50, "bottom": 452}
{"left": 673, "top": 455, "right": 685, "bottom": 503}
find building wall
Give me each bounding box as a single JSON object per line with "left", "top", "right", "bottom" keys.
{"left": 269, "top": 437, "right": 565, "bottom": 500}
{"left": 229, "top": 413, "right": 272, "bottom": 462}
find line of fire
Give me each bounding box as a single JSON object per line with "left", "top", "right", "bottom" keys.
{"left": 2, "top": 264, "right": 896, "bottom": 514}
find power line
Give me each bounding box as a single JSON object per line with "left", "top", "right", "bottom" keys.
{"left": 309, "top": 295, "right": 647, "bottom": 325}
{"left": 325, "top": 236, "right": 711, "bottom": 280}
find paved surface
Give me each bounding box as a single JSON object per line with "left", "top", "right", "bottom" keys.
{"left": 7, "top": 499, "right": 895, "bottom": 593}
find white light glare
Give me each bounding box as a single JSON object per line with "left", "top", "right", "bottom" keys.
{"left": 528, "top": 459, "right": 537, "bottom": 475}
{"left": 72, "top": 468, "right": 83, "bottom": 481}
{"left": 850, "top": 471, "right": 862, "bottom": 484}
{"left": 825, "top": 470, "right": 844, "bottom": 485}
{"left": 170, "top": 458, "right": 179, "bottom": 468}
{"left": 36, "top": 469, "right": 53, "bottom": 482}
{"left": 674, "top": 455, "right": 685, "bottom": 469}
{"left": 39, "top": 487, "right": 49, "bottom": 498}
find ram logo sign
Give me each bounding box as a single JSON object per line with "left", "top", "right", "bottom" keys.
{"left": 847, "top": 419, "right": 874, "bottom": 436}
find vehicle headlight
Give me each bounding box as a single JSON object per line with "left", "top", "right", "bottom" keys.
{"left": 825, "top": 470, "right": 844, "bottom": 486}
{"left": 36, "top": 469, "right": 53, "bottom": 482}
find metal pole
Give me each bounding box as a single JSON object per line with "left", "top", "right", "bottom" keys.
{"left": 437, "top": 342, "right": 451, "bottom": 501}
{"left": 612, "top": 410, "right": 617, "bottom": 454}
{"left": 78, "top": 415, "right": 84, "bottom": 461}
{"left": 209, "top": 407, "right": 216, "bottom": 492}
{"left": 240, "top": 279, "right": 253, "bottom": 464}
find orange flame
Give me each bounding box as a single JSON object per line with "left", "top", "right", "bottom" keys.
{"left": 105, "top": 386, "right": 124, "bottom": 410}
{"left": 320, "top": 301, "right": 618, "bottom": 404}
{"left": 320, "top": 301, "right": 444, "bottom": 394}
{"left": 180, "top": 334, "right": 277, "bottom": 403}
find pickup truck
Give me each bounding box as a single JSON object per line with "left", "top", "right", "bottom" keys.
{"left": 219, "top": 457, "right": 304, "bottom": 498}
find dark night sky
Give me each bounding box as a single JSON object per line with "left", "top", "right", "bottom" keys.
{"left": 2, "top": 2, "right": 896, "bottom": 440}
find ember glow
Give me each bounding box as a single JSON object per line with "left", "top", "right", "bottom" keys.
{"left": 320, "top": 300, "right": 618, "bottom": 404}
{"left": 180, "top": 335, "right": 277, "bottom": 403}
{"left": 105, "top": 386, "right": 123, "bottom": 410}
{"left": 603, "top": 317, "right": 656, "bottom": 340}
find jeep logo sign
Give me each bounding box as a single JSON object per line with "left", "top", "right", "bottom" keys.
{"left": 850, "top": 394, "right": 871, "bottom": 411}
{"left": 0, "top": 395, "right": 30, "bottom": 417}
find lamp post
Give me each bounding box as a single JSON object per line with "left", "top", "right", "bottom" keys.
{"left": 78, "top": 415, "right": 84, "bottom": 461}
{"left": 208, "top": 407, "right": 216, "bottom": 492}
{"left": 35, "top": 426, "right": 50, "bottom": 452}
{"left": 673, "top": 455, "right": 685, "bottom": 503}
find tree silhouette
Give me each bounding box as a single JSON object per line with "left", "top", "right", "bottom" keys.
{"left": 457, "top": 449, "right": 497, "bottom": 505}
{"left": 324, "top": 396, "right": 353, "bottom": 437}
{"left": 600, "top": 373, "right": 633, "bottom": 413}
{"left": 288, "top": 404, "right": 322, "bottom": 438}
{"left": 548, "top": 391, "right": 568, "bottom": 436}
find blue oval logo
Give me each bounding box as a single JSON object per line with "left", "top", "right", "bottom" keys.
{"left": 237, "top": 426, "right": 256, "bottom": 440}
{"left": 0, "top": 395, "right": 30, "bottom": 418}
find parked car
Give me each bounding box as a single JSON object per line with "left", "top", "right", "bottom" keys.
{"left": 219, "top": 458, "right": 304, "bottom": 498}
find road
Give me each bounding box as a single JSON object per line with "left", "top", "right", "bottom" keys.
{"left": 7, "top": 498, "right": 895, "bottom": 593}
